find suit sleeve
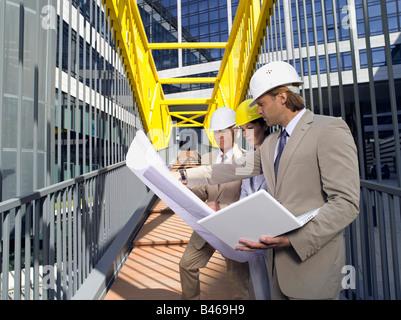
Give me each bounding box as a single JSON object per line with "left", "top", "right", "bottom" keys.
{"left": 186, "top": 148, "right": 263, "bottom": 187}
{"left": 288, "top": 118, "right": 360, "bottom": 261}
{"left": 189, "top": 185, "right": 208, "bottom": 202}
{"left": 187, "top": 152, "right": 212, "bottom": 202}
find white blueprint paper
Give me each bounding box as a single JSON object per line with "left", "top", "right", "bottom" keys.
{"left": 126, "top": 130, "right": 257, "bottom": 262}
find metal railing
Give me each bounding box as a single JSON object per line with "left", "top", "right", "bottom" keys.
{"left": 0, "top": 162, "right": 152, "bottom": 300}
{"left": 344, "top": 181, "right": 401, "bottom": 300}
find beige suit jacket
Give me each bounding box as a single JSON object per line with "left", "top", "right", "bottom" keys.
{"left": 187, "top": 110, "right": 360, "bottom": 299}
{"left": 189, "top": 144, "right": 244, "bottom": 250}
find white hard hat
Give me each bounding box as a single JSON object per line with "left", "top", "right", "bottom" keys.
{"left": 208, "top": 107, "right": 236, "bottom": 131}
{"left": 249, "top": 61, "right": 303, "bottom": 106}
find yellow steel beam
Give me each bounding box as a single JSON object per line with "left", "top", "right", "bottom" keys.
{"left": 161, "top": 99, "right": 213, "bottom": 105}
{"left": 170, "top": 111, "right": 208, "bottom": 115}
{"left": 174, "top": 120, "right": 204, "bottom": 127}
{"left": 149, "top": 42, "right": 227, "bottom": 50}
{"left": 159, "top": 78, "right": 217, "bottom": 84}
{"left": 103, "top": 0, "right": 172, "bottom": 150}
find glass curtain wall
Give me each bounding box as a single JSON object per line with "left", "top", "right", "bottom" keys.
{"left": 54, "top": 0, "right": 142, "bottom": 183}
{"left": 0, "top": 0, "right": 56, "bottom": 201}
{"left": 0, "top": 0, "right": 143, "bottom": 201}
{"left": 256, "top": 0, "right": 401, "bottom": 184}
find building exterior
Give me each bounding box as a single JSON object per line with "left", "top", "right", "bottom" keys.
{"left": 138, "top": 0, "right": 401, "bottom": 182}
{"left": 0, "top": 0, "right": 56, "bottom": 201}
{"left": 273, "top": 0, "right": 401, "bottom": 181}
{"left": 0, "top": 0, "right": 143, "bottom": 202}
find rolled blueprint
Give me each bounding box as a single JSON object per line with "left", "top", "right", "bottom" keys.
{"left": 126, "top": 130, "right": 258, "bottom": 262}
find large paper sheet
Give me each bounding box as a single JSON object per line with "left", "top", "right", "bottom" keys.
{"left": 126, "top": 130, "right": 257, "bottom": 262}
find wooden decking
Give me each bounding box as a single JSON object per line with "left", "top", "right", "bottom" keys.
{"left": 104, "top": 150, "right": 233, "bottom": 300}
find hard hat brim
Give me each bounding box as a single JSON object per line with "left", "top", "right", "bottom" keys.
{"left": 208, "top": 107, "right": 236, "bottom": 131}
{"left": 248, "top": 90, "right": 267, "bottom": 107}
{"left": 248, "top": 97, "right": 259, "bottom": 107}
{"left": 248, "top": 83, "right": 303, "bottom": 107}
{"left": 208, "top": 123, "right": 236, "bottom": 131}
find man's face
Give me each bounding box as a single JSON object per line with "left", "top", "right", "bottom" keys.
{"left": 213, "top": 127, "right": 235, "bottom": 152}
{"left": 256, "top": 92, "right": 284, "bottom": 127}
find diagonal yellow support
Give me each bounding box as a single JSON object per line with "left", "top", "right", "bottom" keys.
{"left": 103, "top": 0, "right": 170, "bottom": 149}
{"left": 169, "top": 112, "right": 207, "bottom": 127}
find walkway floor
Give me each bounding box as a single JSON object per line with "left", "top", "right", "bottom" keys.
{"left": 104, "top": 150, "right": 235, "bottom": 300}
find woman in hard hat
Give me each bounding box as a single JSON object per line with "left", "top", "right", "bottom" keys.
{"left": 235, "top": 99, "right": 271, "bottom": 300}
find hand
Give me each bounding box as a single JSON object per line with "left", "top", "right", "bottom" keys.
{"left": 235, "top": 235, "right": 291, "bottom": 251}
{"left": 205, "top": 200, "right": 220, "bottom": 212}
{"left": 172, "top": 170, "right": 187, "bottom": 184}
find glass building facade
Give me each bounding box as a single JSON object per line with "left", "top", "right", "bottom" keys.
{"left": 0, "top": 0, "right": 143, "bottom": 201}
{"left": 255, "top": 0, "right": 401, "bottom": 182}
{"left": 54, "top": 0, "right": 142, "bottom": 183}
{"left": 136, "top": 0, "right": 401, "bottom": 181}
{"left": 0, "top": 0, "right": 56, "bottom": 201}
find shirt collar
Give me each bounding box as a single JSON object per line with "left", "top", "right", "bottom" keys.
{"left": 218, "top": 146, "right": 235, "bottom": 163}
{"left": 282, "top": 108, "right": 306, "bottom": 137}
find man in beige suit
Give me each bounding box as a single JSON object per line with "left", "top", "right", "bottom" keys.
{"left": 179, "top": 107, "right": 250, "bottom": 300}
{"left": 181, "top": 61, "right": 360, "bottom": 300}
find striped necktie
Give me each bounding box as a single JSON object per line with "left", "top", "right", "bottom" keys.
{"left": 274, "top": 129, "right": 289, "bottom": 182}
{"left": 221, "top": 153, "right": 227, "bottom": 163}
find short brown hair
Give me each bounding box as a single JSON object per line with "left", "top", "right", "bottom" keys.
{"left": 269, "top": 86, "right": 305, "bottom": 112}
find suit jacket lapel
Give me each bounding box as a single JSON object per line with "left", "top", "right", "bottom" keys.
{"left": 275, "top": 110, "right": 314, "bottom": 192}
{"left": 267, "top": 133, "right": 278, "bottom": 193}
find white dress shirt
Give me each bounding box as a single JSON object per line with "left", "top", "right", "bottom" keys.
{"left": 274, "top": 108, "right": 306, "bottom": 160}
{"left": 216, "top": 147, "right": 234, "bottom": 164}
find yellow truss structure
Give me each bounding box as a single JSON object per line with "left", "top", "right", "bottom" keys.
{"left": 103, "top": 0, "right": 275, "bottom": 149}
